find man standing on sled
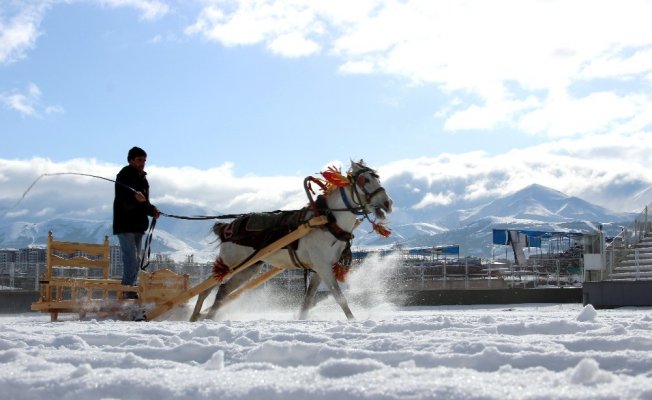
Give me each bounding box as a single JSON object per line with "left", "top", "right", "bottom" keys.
{"left": 113, "top": 146, "right": 159, "bottom": 296}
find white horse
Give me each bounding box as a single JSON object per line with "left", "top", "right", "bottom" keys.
{"left": 193, "top": 160, "right": 393, "bottom": 321}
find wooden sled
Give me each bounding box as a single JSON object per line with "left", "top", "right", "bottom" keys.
{"left": 31, "top": 231, "right": 189, "bottom": 321}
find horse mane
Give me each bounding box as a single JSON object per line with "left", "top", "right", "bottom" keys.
{"left": 314, "top": 159, "right": 376, "bottom": 196}
{"left": 349, "top": 158, "right": 367, "bottom": 173}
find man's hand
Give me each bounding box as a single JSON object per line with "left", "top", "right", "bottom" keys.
{"left": 134, "top": 191, "right": 146, "bottom": 202}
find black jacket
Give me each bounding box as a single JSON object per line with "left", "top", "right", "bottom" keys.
{"left": 113, "top": 165, "right": 156, "bottom": 234}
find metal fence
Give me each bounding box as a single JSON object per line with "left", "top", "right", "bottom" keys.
{"left": 603, "top": 203, "right": 652, "bottom": 279}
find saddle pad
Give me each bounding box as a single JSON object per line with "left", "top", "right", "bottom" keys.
{"left": 245, "top": 212, "right": 286, "bottom": 231}
{"left": 214, "top": 209, "right": 308, "bottom": 250}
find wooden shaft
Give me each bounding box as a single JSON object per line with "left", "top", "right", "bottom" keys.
{"left": 219, "top": 267, "right": 284, "bottom": 305}
{"left": 145, "top": 216, "right": 327, "bottom": 321}
{"left": 193, "top": 265, "right": 287, "bottom": 321}
{"left": 200, "top": 267, "right": 285, "bottom": 321}
{"left": 146, "top": 276, "right": 222, "bottom": 320}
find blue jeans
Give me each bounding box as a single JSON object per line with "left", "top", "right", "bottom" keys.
{"left": 117, "top": 233, "right": 144, "bottom": 286}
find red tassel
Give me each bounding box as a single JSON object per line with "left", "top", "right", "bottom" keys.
{"left": 321, "top": 166, "right": 350, "bottom": 188}
{"left": 372, "top": 221, "right": 392, "bottom": 237}
{"left": 212, "top": 257, "right": 231, "bottom": 282}
{"left": 332, "top": 263, "right": 349, "bottom": 282}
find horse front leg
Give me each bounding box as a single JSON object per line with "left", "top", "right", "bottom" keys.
{"left": 299, "top": 272, "right": 321, "bottom": 320}
{"left": 318, "top": 268, "right": 354, "bottom": 320}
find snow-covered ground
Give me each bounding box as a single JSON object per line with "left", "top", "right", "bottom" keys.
{"left": 1, "top": 254, "right": 651, "bottom": 399}
{"left": 1, "top": 301, "right": 651, "bottom": 399}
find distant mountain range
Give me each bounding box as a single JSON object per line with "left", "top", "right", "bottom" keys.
{"left": 0, "top": 184, "right": 636, "bottom": 261}
{"left": 350, "top": 183, "right": 633, "bottom": 257}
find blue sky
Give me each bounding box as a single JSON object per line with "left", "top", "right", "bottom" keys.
{"left": 3, "top": 0, "right": 553, "bottom": 174}
{"left": 2, "top": 0, "right": 652, "bottom": 219}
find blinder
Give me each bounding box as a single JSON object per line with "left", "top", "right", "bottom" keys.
{"left": 350, "top": 166, "right": 387, "bottom": 207}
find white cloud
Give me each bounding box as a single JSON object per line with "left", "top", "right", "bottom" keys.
{"left": 34, "top": 207, "right": 56, "bottom": 217}
{"left": 187, "top": 0, "right": 652, "bottom": 139}
{"left": 45, "top": 105, "right": 65, "bottom": 114}
{"left": 185, "top": 1, "right": 329, "bottom": 55}
{"left": 0, "top": 158, "right": 308, "bottom": 223}
{"left": 0, "top": 0, "right": 169, "bottom": 66}
{"left": 5, "top": 209, "right": 28, "bottom": 218}
{"left": 382, "top": 131, "right": 652, "bottom": 212}
{"left": 148, "top": 163, "right": 307, "bottom": 213}
{"left": 0, "top": 82, "right": 63, "bottom": 117}
{"left": 185, "top": 5, "right": 262, "bottom": 46}
{"left": 339, "top": 59, "right": 375, "bottom": 74}
{"left": 0, "top": 2, "right": 49, "bottom": 64}
{"left": 445, "top": 95, "right": 540, "bottom": 131}
{"left": 268, "top": 32, "right": 320, "bottom": 57}
{"left": 514, "top": 91, "right": 649, "bottom": 138}
{"left": 1, "top": 93, "right": 36, "bottom": 116}
{"left": 97, "top": 0, "right": 170, "bottom": 20}
{"left": 148, "top": 34, "right": 163, "bottom": 44}
{"left": 413, "top": 191, "right": 454, "bottom": 209}
{"left": 582, "top": 47, "right": 652, "bottom": 79}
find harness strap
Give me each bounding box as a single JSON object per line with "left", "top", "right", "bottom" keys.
{"left": 289, "top": 248, "right": 310, "bottom": 270}
{"left": 139, "top": 217, "right": 156, "bottom": 271}
{"left": 327, "top": 221, "right": 354, "bottom": 241}
{"left": 339, "top": 187, "right": 366, "bottom": 216}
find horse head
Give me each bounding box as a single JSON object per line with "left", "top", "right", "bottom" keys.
{"left": 348, "top": 159, "right": 393, "bottom": 220}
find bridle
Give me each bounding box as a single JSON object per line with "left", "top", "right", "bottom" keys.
{"left": 301, "top": 162, "right": 391, "bottom": 241}
{"left": 305, "top": 165, "right": 387, "bottom": 216}
{"left": 346, "top": 166, "right": 388, "bottom": 215}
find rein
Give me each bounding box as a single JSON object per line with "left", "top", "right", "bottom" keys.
{"left": 138, "top": 211, "right": 249, "bottom": 271}
{"left": 160, "top": 212, "right": 246, "bottom": 220}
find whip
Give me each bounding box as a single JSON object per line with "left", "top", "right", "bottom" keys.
{"left": 3, "top": 172, "right": 136, "bottom": 218}
{"left": 3, "top": 171, "right": 241, "bottom": 271}
{"left": 5, "top": 171, "right": 238, "bottom": 220}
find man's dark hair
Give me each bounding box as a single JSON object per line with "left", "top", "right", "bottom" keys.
{"left": 127, "top": 146, "right": 147, "bottom": 161}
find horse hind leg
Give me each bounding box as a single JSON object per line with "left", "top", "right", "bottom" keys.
{"left": 299, "top": 272, "right": 321, "bottom": 320}
{"left": 189, "top": 289, "right": 211, "bottom": 322}
{"left": 204, "top": 262, "right": 264, "bottom": 320}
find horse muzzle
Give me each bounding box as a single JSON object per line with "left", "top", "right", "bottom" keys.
{"left": 372, "top": 196, "right": 393, "bottom": 219}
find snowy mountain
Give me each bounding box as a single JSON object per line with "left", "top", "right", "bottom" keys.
{"left": 440, "top": 184, "right": 629, "bottom": 226}
{"left": 0, "top": 184, "right": 636, "bottom": 261}
{"left": 0, "top": 218, "right": 114, "bottom": 249}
